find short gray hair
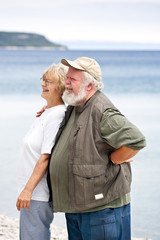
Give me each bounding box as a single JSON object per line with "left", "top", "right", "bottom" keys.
{"left": 82, "top": 71, "right": 104, "bottom": 90}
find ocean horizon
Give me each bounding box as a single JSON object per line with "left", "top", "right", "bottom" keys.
{"left": 0, "top": 50, "right": 160, "bottom": 239}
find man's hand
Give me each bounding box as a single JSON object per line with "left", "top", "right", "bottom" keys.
{"left": 36, "top": 105, "right": 47, "bottom": 117}
{"left": 111, "top": 157, "right": 133, "bottom": 165}
{"left": 16, "top": 188, "right": 32, "bottom": 211}
{"left": 110, "top": 146, "right": 139, "bottom": 165}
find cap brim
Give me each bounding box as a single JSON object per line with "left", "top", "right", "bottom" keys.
{"left": 61, "top": 59, "right": 85, "bottom": 71}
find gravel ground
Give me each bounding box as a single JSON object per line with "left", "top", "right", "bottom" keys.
{"left": 0, "top": 215, "right": 152, "bottom": 240}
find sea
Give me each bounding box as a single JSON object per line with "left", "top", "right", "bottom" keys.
{"left": 0, "top": 49, "right": 160, "bottom": 240}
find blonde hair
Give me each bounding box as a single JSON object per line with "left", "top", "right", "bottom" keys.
{"left": 42, "top": 63, "right": 68, "bottom": 95}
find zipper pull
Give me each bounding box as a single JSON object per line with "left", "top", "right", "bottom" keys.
{"left": 74, "top": 126, "right": 81, "bottom": 136}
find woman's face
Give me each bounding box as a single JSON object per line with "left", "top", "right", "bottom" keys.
{"left": 41, "top": 78, "right": 60, "bottom": 105}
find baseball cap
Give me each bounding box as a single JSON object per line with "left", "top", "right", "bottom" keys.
{"left": 61, "top": 57, "right": 102, "bottom": 82}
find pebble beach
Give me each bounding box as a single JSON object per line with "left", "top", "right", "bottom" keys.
{"left": 0, "top": 215, "right": 152, "bottom": 240}
{"left": 0, "top": 215, "right": 67, "bottom": 240}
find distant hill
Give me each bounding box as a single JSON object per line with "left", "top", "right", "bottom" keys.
{"left": 0, "top": 31, "right": 67, "bottom": 49}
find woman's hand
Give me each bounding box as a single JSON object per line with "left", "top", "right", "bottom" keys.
{"left": 16, "top": 188, "right": 32, "bottom": 211}
{"left": 16, "top": 154, "right": 50, "bottom": 211}
{"left": 36, "top": 105, "right": 47, "bottom": 117}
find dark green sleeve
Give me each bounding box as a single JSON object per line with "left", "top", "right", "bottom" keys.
{"left": 100, "top": 108, "right": 146, "bottom": 150}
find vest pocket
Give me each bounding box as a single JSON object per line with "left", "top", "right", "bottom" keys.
{"left": 72, "top": 164, "right": 106, "bottom": 205}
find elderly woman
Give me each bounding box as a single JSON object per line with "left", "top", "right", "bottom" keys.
{"left": 16, "top": 63, "right": 67, "bottom": 240}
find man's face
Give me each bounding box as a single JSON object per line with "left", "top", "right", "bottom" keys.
{"left": 62, "top": 67, "right": 88, "bottom": 106}
{"left": 65, "top": 67, "right": 84, "bottom": 96}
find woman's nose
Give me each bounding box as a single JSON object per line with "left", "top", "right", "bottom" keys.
{"left": 41, "top": 80, "right": 47, "bottom": 87}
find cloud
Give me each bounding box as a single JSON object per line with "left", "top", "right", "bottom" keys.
{"left": 1, "top": 0, "right": 160, "bottom": 7}
{"left": 1, "top": 0, "right": 160, "bottom": 45}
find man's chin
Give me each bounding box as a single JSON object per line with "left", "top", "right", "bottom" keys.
{"left": 62, "top": 93, "right": 78, "bottom": 106}
{"left": 62, "top": 87, "right": 87, "bottom": 106}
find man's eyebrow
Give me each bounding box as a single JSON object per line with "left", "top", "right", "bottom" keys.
{"left": 67, "top": 76, "right": 77, "bottom": 81}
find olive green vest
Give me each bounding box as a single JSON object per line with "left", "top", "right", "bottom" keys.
{"left": 49, "top": 91, "right": 132, "bottom": 211}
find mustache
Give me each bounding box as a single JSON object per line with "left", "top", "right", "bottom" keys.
{"left": 65, "top": 85, "right": 72, "bottom": 90}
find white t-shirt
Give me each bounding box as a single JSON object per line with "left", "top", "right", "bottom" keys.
{"left": 18, "top": 105, "right": 66, "bottom": 202}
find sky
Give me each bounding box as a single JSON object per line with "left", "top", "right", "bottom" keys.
{"left": 1, "top": 0, "right": 160, "bottom": 49}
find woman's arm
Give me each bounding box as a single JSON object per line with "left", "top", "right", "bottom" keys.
{"left": 16, "top": 153, "right": 50, "bottom": 211}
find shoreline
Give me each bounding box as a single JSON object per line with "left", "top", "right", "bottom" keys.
{"left": 0, "top": 46, "right": 66, "bottom": 50}
{"left": 0, "top": 215, "right": 152, "bottom": 240}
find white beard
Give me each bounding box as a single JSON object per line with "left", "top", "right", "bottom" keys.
{"left": 62, "top": 83, "right": 87, "bottom": 106}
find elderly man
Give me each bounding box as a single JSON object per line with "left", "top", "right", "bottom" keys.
{"left": 48, "top": 57, "right": 146, "bottom": 240}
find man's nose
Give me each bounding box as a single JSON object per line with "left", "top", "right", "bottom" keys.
{"left": 65, "top": 78, "right": 70, "bottom": 84}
